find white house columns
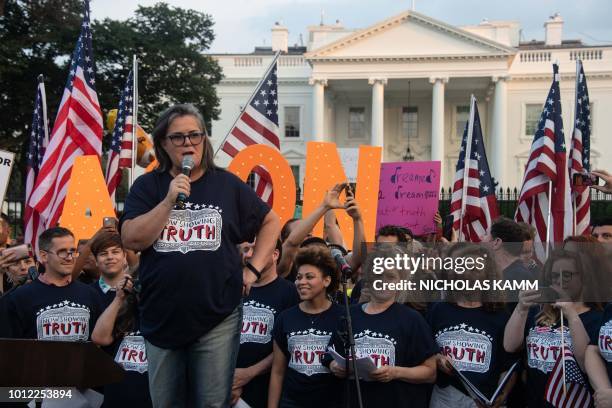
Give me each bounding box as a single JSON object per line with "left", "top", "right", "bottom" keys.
{"left": 429, "top": 77, "right": 448, "bottom": 179}
{"left": 309, "top": 78, "right": 327, "bottom": 142}
{"left": 491, "top": 75, "right": 508, "bottom": 186}
{"left": 369, "top": 77, "right": 387, "bottom": 148}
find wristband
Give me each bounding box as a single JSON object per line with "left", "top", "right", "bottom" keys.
{"left": 245, "top": 261, "right": 262, "bottom": 281}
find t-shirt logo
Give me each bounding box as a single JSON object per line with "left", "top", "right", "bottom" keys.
{"left": 115, "top": 333, "right": 148, "bottom": 373}
{"left": 435, "top": 324, "right": 493, "bottom": 373}
{"left": 527, "top": 326, "right": 573, "bottom": 373}
{"left": 241, "top": 300, "right": 275, "bottom": 345}
{"left": 599, "top": 320, "right": 612, "bottom": 362}
{"left": 36, "top": 300, "right": 90, "bottom": 341}
{"left": 155, "top": 205, "right": 222, "bottom": 254}
{"left": 354, "top": 331, "right": 396, "bottom": 368}
{"left": 287, "top": 329, "right": 332, "bottom": 376}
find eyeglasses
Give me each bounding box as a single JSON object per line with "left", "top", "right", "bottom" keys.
{"left": 551, "top": 270, "right": 576, "bottom": 283}
{"left": 166, "top": 131, "right": 205, "bottom": 147}
{"left": 44, "top": 249, "right": 79, "bottom": 260}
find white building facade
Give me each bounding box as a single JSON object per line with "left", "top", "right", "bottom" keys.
{"left": 210, "top": 10, "right": 612, "bottom": 189}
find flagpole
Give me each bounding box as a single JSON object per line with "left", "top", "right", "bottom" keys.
{"left": 545, "top": 181, "right": 553, "bottom": 258}
{"left": 213, "top": 51, "right": 281, "bottom": 159}
{"left": 130, "top": 55, "right": 138, "bottom": 189}
{"left": 37, "top": 75, "right": 50, "bottom": 146}
{"left": 560, "top": 309, "right": 567, "bottom": 395}
{"left": 458, "top": 95, "right": 476, "bottom": 242}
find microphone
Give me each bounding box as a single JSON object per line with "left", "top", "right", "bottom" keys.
{"left": 329, "top": 245, "right": 353, "bottom": 278}
{"left": 176, "top": 154, "right": 195, "bottom": 209}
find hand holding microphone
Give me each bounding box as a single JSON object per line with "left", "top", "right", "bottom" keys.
{"left": 164, "top": 155, "right": 194, "bottom": 209}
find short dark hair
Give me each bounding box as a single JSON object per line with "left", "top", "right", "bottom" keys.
{"left": 90, "top": 231, "right": 124, "bottom": 257}
{"left": 38, "top": 227, "right": 74, "bottom": 252}
{"left": 151, "top": 104, "right": 218, "bottom": 173}
{"left": 491, "top": 217, "right": 526, "bottom": 256}
{"left": 592, "top": 217, "right": 612, "bottom": 228}
{"left": 376, "top": 225, "right": 409, "bottom": 242}
{"left": 294, "top": 246, "right": 339, "bottom": 295}
{"left": 280, "top": 218, "right": 299, "bottom": 243}
{"left": 517, "top": 222, "right": 536, "bottom": 241}
{"left": 300, "top": 236, "right": 328, "bottom": 248}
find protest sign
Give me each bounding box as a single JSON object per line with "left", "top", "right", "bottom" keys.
{"left": 377, "top": 161, "right": 441, "bottom": 236}
{"left": 0, "top": 149, "right": 15, "bottom": 205}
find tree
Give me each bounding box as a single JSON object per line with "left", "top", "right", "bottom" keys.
{"left": 93, "top": 3, "right": 223, "bottom": 132}
{"left": 0, "top": 2, "right": 222, "bottom": 197}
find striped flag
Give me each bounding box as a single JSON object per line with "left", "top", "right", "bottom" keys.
{"left": 105, "top": 70, "right": 134, "bottom": 204}
{"left": 569, "top": 60, "right": 591, "bottom": 236}
{"left": 450, "top": 96, "right": 499, "bottom": 242}
{"left": 515, "top": 64, "right": 572, "bottom": 249}
{"left": 28, "top": 0, "right": 103, "bottom": 228}
{"left": 220, "top": 54, "right": 280, "bottom": 205}
{"left": 24, "top": 76, "right": 50, "bottom": 253}
{"left": 545, "top": 346, "right": 592, "bottom": 408}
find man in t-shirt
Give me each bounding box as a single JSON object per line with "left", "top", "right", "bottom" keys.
{"left": 90, "top": 231, "right": 128, "bottom": 309}
{"left": 6, "top": 227, "right": 103, "bottom": 341}
{"left": 232, "top": 239, "right": 299, "bottom": 407}
{"left": 483, "top": 217, "right": 534, "bottom": 299}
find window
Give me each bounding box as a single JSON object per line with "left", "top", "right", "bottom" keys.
{"left": 290, "top": 165, "right": 300, "bottom": 187}
{"left": 284, "top": 106, "right": 300, "bottom": 138}
{"left": 349, "top": 107, "right": 366, "bottom": 139}
{"left": 455, "top": 105, "right": 470, "bottom": 139}
{"left": 401, "top": 106, "right": 418, "bottom": 139}
{"left": 525, "top": 104, "right": 541, "bottom": 136}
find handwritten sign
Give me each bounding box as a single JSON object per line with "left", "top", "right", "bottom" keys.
{"left": 376, "top": 161, "right": 441, "bottom": 236}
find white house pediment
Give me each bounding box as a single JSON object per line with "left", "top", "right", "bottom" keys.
{"left": 306, "top": 10, "right": 515, "bottom": 61}
{"left": 282, "top": 149, "right": 305, "bottom": 160}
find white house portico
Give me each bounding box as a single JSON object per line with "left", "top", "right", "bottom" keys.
{"left": 210, "top": 10, "right": 612, "bottom": 189}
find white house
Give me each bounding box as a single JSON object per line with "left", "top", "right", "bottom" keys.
{"left": 210, "top": 10, "right": 612, "bottom": 189}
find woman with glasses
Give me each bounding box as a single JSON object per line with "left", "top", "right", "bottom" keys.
{"left": 504, "top": 249, "right": 603, "bottom": 407}
{"left": 120, "top": 104, "right": 280, "bottom": 407}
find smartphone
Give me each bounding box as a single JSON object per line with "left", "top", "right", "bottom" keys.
{"left": 1, "top": 243, "right": 33, "bottom": 261}
{"left": 573, "top": 172, "right": 600, "bottom": 187}
{"left": 442, "top": 215, "right": 454, "bottom": 241}
{"left": 537, "top": 286, "right": 560, "bottom": 303}
{"left": 27, "top": 265, "right": 39, "bottom": 281}
{"left": 103, "top": 217, "right": 118, "bottom": 228}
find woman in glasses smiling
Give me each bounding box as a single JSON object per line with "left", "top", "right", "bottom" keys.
{"left": 120, "top": 104, "right": 280, "bottom": 408}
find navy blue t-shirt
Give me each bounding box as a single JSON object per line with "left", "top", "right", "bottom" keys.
{"left": 91, "top": 280, "right": 116, "bottom": 310}
{"left": 120, "top": 169, "right": 270, "bottom": 348}
{"left": 236, "top": 276, "right": 299, "bottom": 408}
{"left": 524, "top": 307, "right": 601, "bottom": 408}
{"left": 272, "top": 302, "right": 343, "bottom": 407}
{"left": 329, "top": 302, "right": 438, "bottom": 408}
{"left": 5, "top": 279, "right": 103, "bottom": 341}
{"left": 592, "top": 303, "right": 612, "bottom": 382}
{"left": 427, "top": 302, "right": 513, "bottom": 399}
{"left": 102, "top": 330, "right": 152, "bottom": 408}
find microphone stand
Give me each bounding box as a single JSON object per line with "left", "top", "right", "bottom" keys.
{"left": 338, "top": 265, "right": 363, "bottom": 408}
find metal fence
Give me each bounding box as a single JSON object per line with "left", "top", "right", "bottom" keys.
{"left": 4, "top": 188, "right": 611, "bottom": 239}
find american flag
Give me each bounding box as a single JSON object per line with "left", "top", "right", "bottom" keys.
{"left": 515, "top": 64, "right": 572, "bottom": 248}
{"left": 24, "top": 76, "right": 50, "bottom": 253}
{"left": 569, "top": 60, "right": 591, "bottom": 236}
{"left": 220, "top": 55, "right": 280, "bottom": 205}
{"left": 545, "top": 346, "right": 592, "bottom": 408}
{"left": 105, "top": 70, "right": 134, "bottom": 204}
{"left": 450, "top": 97, "right": 499, "bottom": 242}
{"left": 28, "top": 0, "right": 103, "bottom": 228}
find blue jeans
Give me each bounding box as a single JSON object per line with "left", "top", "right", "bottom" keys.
{"left": 145, "top": 304, "right": 242, "bottom": 408}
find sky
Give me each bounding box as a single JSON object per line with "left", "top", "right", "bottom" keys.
{"left": 90, "top": 0, "right": 612, "bottom": 53}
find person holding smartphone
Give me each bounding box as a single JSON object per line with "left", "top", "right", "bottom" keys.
{"left": 504, "top": 249, "right": 602, "bottom": 407}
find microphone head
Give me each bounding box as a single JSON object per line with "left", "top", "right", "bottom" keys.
{"left": 181, "top": 154, "right": 195, "bottom": 171}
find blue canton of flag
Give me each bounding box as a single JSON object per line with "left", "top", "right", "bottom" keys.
{"left": 249, "top": 68, "right": 279, "bottom": 124}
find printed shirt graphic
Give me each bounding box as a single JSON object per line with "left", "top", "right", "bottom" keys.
{"left": 436, "top": 324, "right": 493, "bottom": 373}
{"left": 115, "top": 332, "right": 148, "bottom": 373}
{"left": 526, "top": 325, "right": 573, "bottom": 373}
{"left": 154, "top": 203, "right": 222, "bottom": 253}
{"left": 287, "top": 328, "right": 332, "bottom": 376}
{"left": 354, "top": 330, "right": 396, "bottom": 368}
{"left": 594, "top": 304, "right": 612, "bottom": 382}
{"left": 241, "top": 300, "right": 275, "bottom": 345}
{"left": 36, "top": 300, "right": 90, "bottom": 341}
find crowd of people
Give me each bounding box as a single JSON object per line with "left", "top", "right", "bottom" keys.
{"left": 1, "top": 103, "right": 612, "bottom": 408}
